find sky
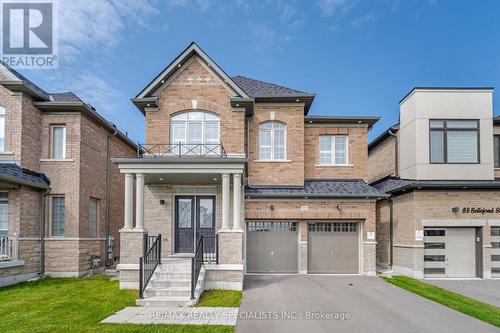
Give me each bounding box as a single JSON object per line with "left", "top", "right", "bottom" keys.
{"left": 19, "top": 0, "right": 500, "bottom": 143}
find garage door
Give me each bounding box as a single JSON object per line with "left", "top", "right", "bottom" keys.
{"left": 246, "top": 221, "right": 298, "bottom": 274}
{"left": 308, "top": 222, "right": 359, "bottom": 274}
{"left": 491, "top": 227, "right": 500, "bottom": 278}
{"left": 424, "top": 228, "right": 476, "bottom": 278}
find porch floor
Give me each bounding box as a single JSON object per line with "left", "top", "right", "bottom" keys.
{"left": 101, "top": 306, "right": 239, "bottom": 326}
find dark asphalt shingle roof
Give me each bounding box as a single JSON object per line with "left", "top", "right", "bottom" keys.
{"left": 49, "top": 92, "right": 82, "bottom": 102}
{"left": 1, "top": 63, "right": 50, "bottom": 100}
{"left": 232, "top": 75, "right": 308, "bottom": 97}
{"left": 372, "top": 177, "right": 500, "bottom": 194}
{"left": 0, "top": 164, "right": 50, "bottom": 189}
{"left": 246, "top": 179, "right": 387, "bottom": 198}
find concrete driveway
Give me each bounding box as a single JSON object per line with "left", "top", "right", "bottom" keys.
{"left": 427, "top": 280, "right": 500, "bottom": 307}
{"left": 236, "top": 275, "right": 498, "bottom": 333}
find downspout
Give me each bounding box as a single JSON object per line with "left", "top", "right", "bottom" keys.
{"left": 39, "top": 188, "right": 49, "bottom": 275}
{"left": 388, "top": 129, "right": 398, "bottom": 177}
{"left": 389, "top": 197, "right": 394, "bottom": 267}
{"left": 105, "top": 127, "right": 118, "bottom": 267}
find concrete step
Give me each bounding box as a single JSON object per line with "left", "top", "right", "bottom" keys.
{"left": 155, "top": 271, "right": 192, "bottom": 280}
{"left": 144, "top": 286, "right": 191, "bottom": 298}
{"left": 158, "top": 264, "right": 192, "bottom": 272}
{"left": 150, "top": 278, "right": 191, "bottom": 288}
{"left": 136, "top": 296, "right": 194, "bottom": 307}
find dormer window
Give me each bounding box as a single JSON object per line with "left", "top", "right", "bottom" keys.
{"left": 171, "top": 111, "right": 220, "bottom": 155}
{"left": 430, "top": 120, "right": 479, "bottom": 164}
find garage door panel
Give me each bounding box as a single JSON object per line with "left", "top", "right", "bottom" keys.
{"left": 246, "top": 222, "right": 298, "bottom": 274}
{"left": 308, "top": 222, "right": 359, "bottom": 274}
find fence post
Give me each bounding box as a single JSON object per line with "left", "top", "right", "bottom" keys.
{"left": 143, "top": 233, "right": 148, "bottom": 258}
{"left": 216, "top": 234, "right": 219, "bottom": 264}
{"left": 191, "top": 257, "right": 195, "bottom": 300}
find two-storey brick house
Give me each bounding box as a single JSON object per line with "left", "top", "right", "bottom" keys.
{"left": 114, "top": 42, "right": 385, "bottom": 306}
{"left": 0, "top": 64, "right": 137, "bottom": 286}
{"left": 369, "top": 87, "right": 500, "bottom": 280}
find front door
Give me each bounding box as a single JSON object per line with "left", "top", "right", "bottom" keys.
{"left": 174, "top": 196, "right": 215, "bottom": 253}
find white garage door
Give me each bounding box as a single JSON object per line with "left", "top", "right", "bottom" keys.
{"left": 424, "top": 228, "right": 476, "bottom": 278}
{"left": 492, "top": 227, "right": 500, "bottom": 278}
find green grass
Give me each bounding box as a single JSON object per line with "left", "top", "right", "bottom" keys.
{"left": 196, "top": 290, "right": 242, "bottom": 308}
{"left": 0, "top": 275, "right": 234, "bottom": 333}
{"left": 381, "top": 275, "right": 500, "bottom": 328}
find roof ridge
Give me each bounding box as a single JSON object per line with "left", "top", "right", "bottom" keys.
{"left": 232, "top": 75, "right": 306, "bottom": 94}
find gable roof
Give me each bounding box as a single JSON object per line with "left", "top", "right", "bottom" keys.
{"left": 135, "top": 42, "right": 249, "bottom": 101}
{"left": 368, "top": 123, "right": 399, "bottom": 151}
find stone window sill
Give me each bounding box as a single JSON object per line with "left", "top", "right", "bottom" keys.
{"left": 40, "top": 159, "right": 74, "bottom": 162}
{"left": 315, "top": 164, "right": 354, "bottom": 167}
{"left": 254, "top": 159, "right": 292, "bottom": 163}
{"left": 0, "top": 152, "right": 14, "bottom": 155}
{"left": 0, "top": 260, "right": 25, "bottom": 269}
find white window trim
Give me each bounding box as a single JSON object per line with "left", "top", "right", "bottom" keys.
{"left": 318, "top": 135, "right": 349, "bottom": 166}
{"left": 170, "top": 111, "right": 221, "bottom": 154}
{"left": 89, "top": 198, "right": 99, "bottom": 238}
{"left": 50, "top": 126, "right": 66, "bottom": 159}
{"left": 0, "top": 106, "right": 5, "bottom": 153}
{"left": 258, "top": 122, "right": 287, "bottom": 161}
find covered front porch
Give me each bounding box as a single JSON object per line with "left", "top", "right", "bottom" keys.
{"left": 113, "top": 157, "right": 246, "bottom": 295}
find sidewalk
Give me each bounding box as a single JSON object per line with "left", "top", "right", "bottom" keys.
{"left": 101, "top": 306, "right": 239, "bottom": 326}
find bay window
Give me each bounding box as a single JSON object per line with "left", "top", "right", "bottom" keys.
{"left": 319, "top": 135, "right": 349, "bottom": 165}
{"left": 429, "top": 120, "right": 479, "bottom": 164}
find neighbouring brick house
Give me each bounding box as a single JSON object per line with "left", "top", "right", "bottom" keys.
{"left": 369, "top": 87, "right": 500, "bottom": 279}
{"left": 114, "top": 42, "right": 386, "bottom": 306}
{"left": 0, "top": 64, "right": 137, "bottom": 286}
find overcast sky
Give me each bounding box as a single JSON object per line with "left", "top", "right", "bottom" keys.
{"left": 20, "top": 0, "right": 500, "bottom": 143}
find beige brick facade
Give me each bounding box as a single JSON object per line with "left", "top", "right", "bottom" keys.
{"left": 368, "top": 135, "right": 396, "bottom": 183}
{"left": 304, "top": 125, "right": 369, "bottom": 181}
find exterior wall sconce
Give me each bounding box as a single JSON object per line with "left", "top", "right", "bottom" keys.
{"left": 452, "top": 207, "right": 460, "bottom": 214}
{"left": 160, "top": 200, "right": 165, "bottom": 205}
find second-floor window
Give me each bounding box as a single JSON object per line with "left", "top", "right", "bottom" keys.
{"left": 51, "top": 125, "right": 66, "bottom": 159}
{"left": 495, "top": 136, "right": 500, "bottom": 169}
{"left": 171, "top": 111, "right": 220, "bottom": 155}
{"left": 0, "top": 106, "right": 5, "bottom": 152}
{"left": 430, "top": 120, "right": 479, "bottom": 164}
{"left": 259, "top": 121, "right": 286, "bottom": 160}
{"left": 319, "top": 135, "right": 349, "bottom": 165}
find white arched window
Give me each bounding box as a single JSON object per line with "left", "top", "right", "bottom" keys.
{"left": 259, "top": 121, "right": 286, "bottom": 160}
{"left": 171, "top": 111, "right": 220, "bottom": 155}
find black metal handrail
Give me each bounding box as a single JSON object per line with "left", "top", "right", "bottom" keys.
{"left": 139, "top": 233, "right": 161, "bottom": 299}
{"left": 191, "top": 236, "right": 204, "bottom": 300}
{"left": 137, "top": 143, "right": 227, "bottom": 158}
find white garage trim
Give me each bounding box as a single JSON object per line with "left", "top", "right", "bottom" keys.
{"left": 422, "top": 219, "right": 487, "bottom": 227}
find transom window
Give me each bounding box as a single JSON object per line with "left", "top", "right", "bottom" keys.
{"left": 258, "top": 121, "right": 286, "bottom": 160}
{"left": 319, "top": 135, "right": 348, "bottom": 165}
{"left": 170, "top": 111, "right": 220, "bottom": 155}
{"left": 430, "top": 120, "right": 479, "bottom": 164}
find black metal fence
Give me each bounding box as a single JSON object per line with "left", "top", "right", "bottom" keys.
{"left": 202, "top": 234, "right": 219, "bottom": 264}
{"left": 139, "top": 233, "right": 162, "bottom": 299}
{"left": 191, "top": 236, "right": 204, "bottom": 300}
{"left": 137, "top": 143, "right": 227, "bottom": 158}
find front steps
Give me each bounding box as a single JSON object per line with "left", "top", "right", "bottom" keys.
{"left": 136, "top": 258, "right": 206, "bottom": 307}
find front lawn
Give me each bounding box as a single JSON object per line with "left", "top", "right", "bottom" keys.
{"left": 0, "top": 275, "right": 234, "bottom": 333}
{"left": 381, "top": 275, "right": 500, "bottom": 328}
{"left": 197, "top": 290, "right": 242, "bottom": 307}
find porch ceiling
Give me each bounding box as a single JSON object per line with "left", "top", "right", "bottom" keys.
{"left": 145, "top": 173, "right": 221, "bottom": 185}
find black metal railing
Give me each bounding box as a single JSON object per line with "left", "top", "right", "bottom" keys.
{"left": 139, "top": 233, "right": 161, "bottom": 299}
{"left": 191, "top": 236, "right": 204, "bottom": 300}
{"left": 190, "top": 234, "right": 219, "bottom": 300}
{"left": 137, "top": 143, "right": 227, "bottom": 158}
{"left": 202, "top": 234, "right": 219, "bottom": 264}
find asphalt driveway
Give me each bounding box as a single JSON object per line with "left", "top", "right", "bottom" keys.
{"left": 427, "top": 279, "right": 500, "bottom": 307}
{"left": 236, "top": 275, "right": 498, "bottom": 333}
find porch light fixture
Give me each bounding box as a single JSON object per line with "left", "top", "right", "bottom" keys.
{"left": 146, "top": 104, "right": 151, "bottom": 107}
{"left": 236, "top": 104, "right": 240, "bottom": 107}
{"left": 159, "top": 178, "right": 164, "bottom": 181}
{"left": 161, "top": 80, "right": 165, "bottom": 83}
{"left": 452, "top": 207, "right": 460, "bottom": 213}
{"left": 213, "top": 178, "right": 218, "bottom": 181}
{"left": 463, "top": 186, "right": 468, "bottom": 189}
{"left": 296, "top": 99, "right": 300, "bottom": 102}
{"left": 160, "top": 200, "right": 165, "bottom": 205}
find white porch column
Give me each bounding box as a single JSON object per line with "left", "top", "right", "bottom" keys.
{"left": 222, "top": 173, "right": 231, "bottom": 230}
{"left": 124, "top": 173, "right": 134, "bottom": 229}
{"left": 233, "top": 173, "right": 242, "bottom": 230}
{"left": 135, "top": 173, "right": 145, "bottom": 230}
